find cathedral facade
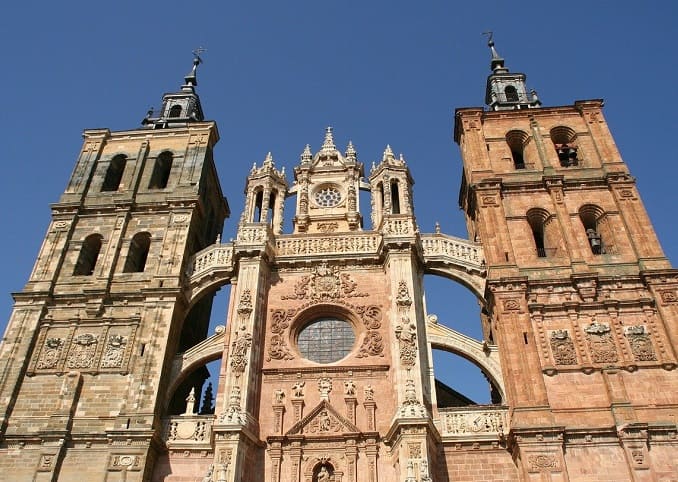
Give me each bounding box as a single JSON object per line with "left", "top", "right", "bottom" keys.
{"left": 0, "top": 44, "right": 677, "bottom": 482}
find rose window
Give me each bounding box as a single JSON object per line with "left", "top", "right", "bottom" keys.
{"left": 297, "top": 317, "right": 355, "bottom": 363}
{"left": 313, "top": 186, "right": 342, "bottom": 207}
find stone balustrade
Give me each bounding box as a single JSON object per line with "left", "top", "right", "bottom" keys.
{"left": 382, "top": 216, "right": 416, "bottom": 236}
{"left": 438, "top": 405, "right": 507, "bottom": 439}
{"left": 420, "top": 233, "right": 484, "bottom": 272}
{"left": 164, "top": 414, "right": 215, "bottom": 447}
{"left": 275, "top": 233, "right": 381, "bottom": 258}
{"left": 187, "top": 243, "right": 234, "bottom": 277}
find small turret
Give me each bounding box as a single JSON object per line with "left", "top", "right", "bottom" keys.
{"left": 483, "top": 33, "right": 541, "bottom": 111}
{"left": 142, "top": 50, "right": 207, "bottom": 128}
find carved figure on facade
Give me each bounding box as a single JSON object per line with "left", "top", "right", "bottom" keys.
{"left": 237, "top": 289, "right": 253, "bottom": 318}
{"left": 100, "top": 334, "right": 127, "bottom": 369}
{"left": 316, "top": 465, "right": 331, "bottom": 482}
{"left": 549, "top": 330, "right": 577, "bottom": 365}
{"left": 37, "top": 337, "right": 64, "bottom": 369}
{"left": 395, "top": 316, "right": 418, "bottom": 366}
{"left": 230, "top": 328, "right": 253, "bottom": 374}
{"left": 309, "top": 409, "right": 341, "bottom": 434}
{"left": 318, "top": 378, "right": 332, "bottom": 400}
{"left": 397, "top": 379, "right": 427, "bottom": 418}
{"left": 584, "top": 322, "right": 618, "bottom": 363}
{"left": 625, "top": 325, "right": 657, "bottom": 361}
{"left": 292, "top": 381, "right": 305, "bottom": 398}
{"left": 396, "top": 281, "right": 412, "bottom": 307}
{"left": 66, "top": 333, "right": 99, "bottom": 369}
{"left": 344, "top": 380, "right": 356, "bottom": 396}
{"left": 364, "top": 385, "right": 374, "bottom": 401}
{"left": 274, "top": 388, "right": 285, "bottom": 405}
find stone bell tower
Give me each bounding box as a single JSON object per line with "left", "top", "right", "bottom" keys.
{"left": 0, "top": 54, "right": 229, "bottom": 481}
{"left": 454, "top": 38, "right": 678, "bottom": 480}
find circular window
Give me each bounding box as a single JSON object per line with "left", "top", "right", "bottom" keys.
{"left": 297, "top": 317, "right": 355, "bottom": 363}
{"left": 313, "top": 186, "right": 342, "bottom": 207}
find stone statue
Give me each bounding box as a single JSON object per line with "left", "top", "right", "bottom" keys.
{"left": 316, "top": 465, "right": 330, "bottom": 482}
{"left": 364, "top": 385, "right": 374, "bottom": 401}
{"left": 292, "top": 381, "right": 305, "bottom": 398}
{"left": 274, "top": 388, "right": 285, "bottom": 405}
{"left": 344, "top": 379, "right": 356, "bottom": 396}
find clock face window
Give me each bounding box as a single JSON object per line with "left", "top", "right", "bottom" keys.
{"left": 314, "top": 186, "right": 342, "bottom": 207}
{"left": 297, "top": 317, "right": 355, "bottom": 363}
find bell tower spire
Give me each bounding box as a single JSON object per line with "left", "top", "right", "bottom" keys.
{"left": 142, "top": 49, "right": 206, "bottom": 128}
{"left": 483, "top": 33, "right": 541, "bottom": 111}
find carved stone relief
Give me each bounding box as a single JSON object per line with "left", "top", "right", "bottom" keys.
{"left": 502, "top": 299, "right": 520, "bottom": 311}
{"left": 292, "top": 381, "right": 305, "bottom": 398}
{"left": 659, "top": 290, "right": 677, "bottom": 304}
{"left": 395, "top": 316, "right": 417, "bottom": 366}
{"left": 549, "top": 330, "right": 577, "bottom": 365}
{"left": 281, "top": 264, "right": 368, "bottom": 301}
{"left": 66, "top": 333, "right": 98, "bottom": 369}
{"left": 625, "top": 326, "right": 657, "bottom": 361}
{"left": 584, "top": 322, "right": 618, "bottom": 364}
{"left": 100, "top": 334, "right": 128, "bottom": 369}
{"left": 318, "top": 378, "right": 332, "bottom": 401}
{"left": 527, "top": 454, "right": 559, "bottom": 473}
{"left": 37, "top": 337, "right": 64, "bottom": 370}
{"left": 309, "top": 409, "right": 342, "bottom": 434}
{"left": 230, "top": 327, "right": 253, "bottom": 374}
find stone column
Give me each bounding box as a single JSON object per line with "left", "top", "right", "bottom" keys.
{"left": 344, "top": 396, "right": 357, "bottom": 425}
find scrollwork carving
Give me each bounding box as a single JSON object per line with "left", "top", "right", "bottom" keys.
{"left": 230, "top": 328, "right": 253, "bottom": 373}
{"left": 66, "top": 333, "right": 98, "bottom": 369}
{"left": 355, "top": 332, "right": 384, "bottom": 358}
{"left": 37, "top": 337, "right": 64, "bottom": 370}
{"left": 100, "top": 334, "right": 127, "bottom": 369}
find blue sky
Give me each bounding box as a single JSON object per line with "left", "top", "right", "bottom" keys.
{"left": 1, "top": 1, "right": 676, "bottom": 403}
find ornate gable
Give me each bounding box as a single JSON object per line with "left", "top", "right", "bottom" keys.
{"left": 286, "top": 400, "right": 360, "bottom": 436}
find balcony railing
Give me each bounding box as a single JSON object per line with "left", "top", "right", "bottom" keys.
{"left": 438, "top": 405, "right": 507, "bottom": 439}
{"left": 163, "top": 414, "right": 215, "bottom": 447}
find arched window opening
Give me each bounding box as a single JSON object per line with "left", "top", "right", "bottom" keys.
{"left": 527, "top": 208, "right": 550, "bottom": 258}
{"left": 123, "top": 232, "right": 151, "bottom": 273}
{"left": 168, "top": 104, "right": 182, "bottom": 118}
{"left": 391, "top": 180, "right": 401, "bottom": 214}
{"left": 73, "top": 234, "right": 103, "bottom": 276}
{"left": 148, "top": 152, "right": 173, "bottom": 189}
{"left": 253, "top": 190, "right": 263, "bottom": 222}
{"left": 506, "top": 130, "right": 529, "bottom": 169}
{"left": 268, "top": 191, "right": 277, "bottom": 226}
{"left": 504, "top": 85, "right": 519, "bottom": 102}
{"left": 551, "top": 126, "right": 579, "bottom": 167}
{"left": 579, "top": 204, "right": 611, "bottom": 255}
{"left": 101, "top": 155, "right": 126, "bottom": 191}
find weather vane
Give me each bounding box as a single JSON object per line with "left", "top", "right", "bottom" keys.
{"left": 482, "top": 31, "right": 494, "bottom": 46}
{"left": 192, "top": 47, "right": 207, "bottom": 64}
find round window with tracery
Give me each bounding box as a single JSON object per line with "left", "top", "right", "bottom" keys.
{"left": 313, "top": 186, "right": 342, "bottom": 207}
{"left": 297, "top": 317, "right": 355, "bottom": 363}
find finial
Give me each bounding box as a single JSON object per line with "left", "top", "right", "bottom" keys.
{"left": 300, "top": 144, "right": 313, "bottom": 164}
{"left": 263, "top": 151, "right": 275, "bottom": 167}
{"left": 382, "top": 144, "right": 395, "bottom": 162}
{"left": 345, "top": 141, "right": 357, "bottom": 160}
{"left": 398, "top": 153, "right": 406, "bottom": 163}
{"left": 281, "top": 166, "right": 286, "bottom": 176}
{"left": 321, "top": 126, "right": 336, "bottom": 151}
{"left": 483, "top": 31, "right": 505, "bottom": 71}
{"left": 251, "top": 162, "right": 257, "bottom": 173}
{"left": 435, "top": 222, "right": 441, "bottom": 234}
{"left": 185, "top": 48, "right": 206, "bottom": 86}
{"left": 371, "top": 161, "right": 376, "bottom": 172}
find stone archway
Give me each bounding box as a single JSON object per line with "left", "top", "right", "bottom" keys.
{"left": 426, "top": 320, "right": 505, "bottom": 402}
